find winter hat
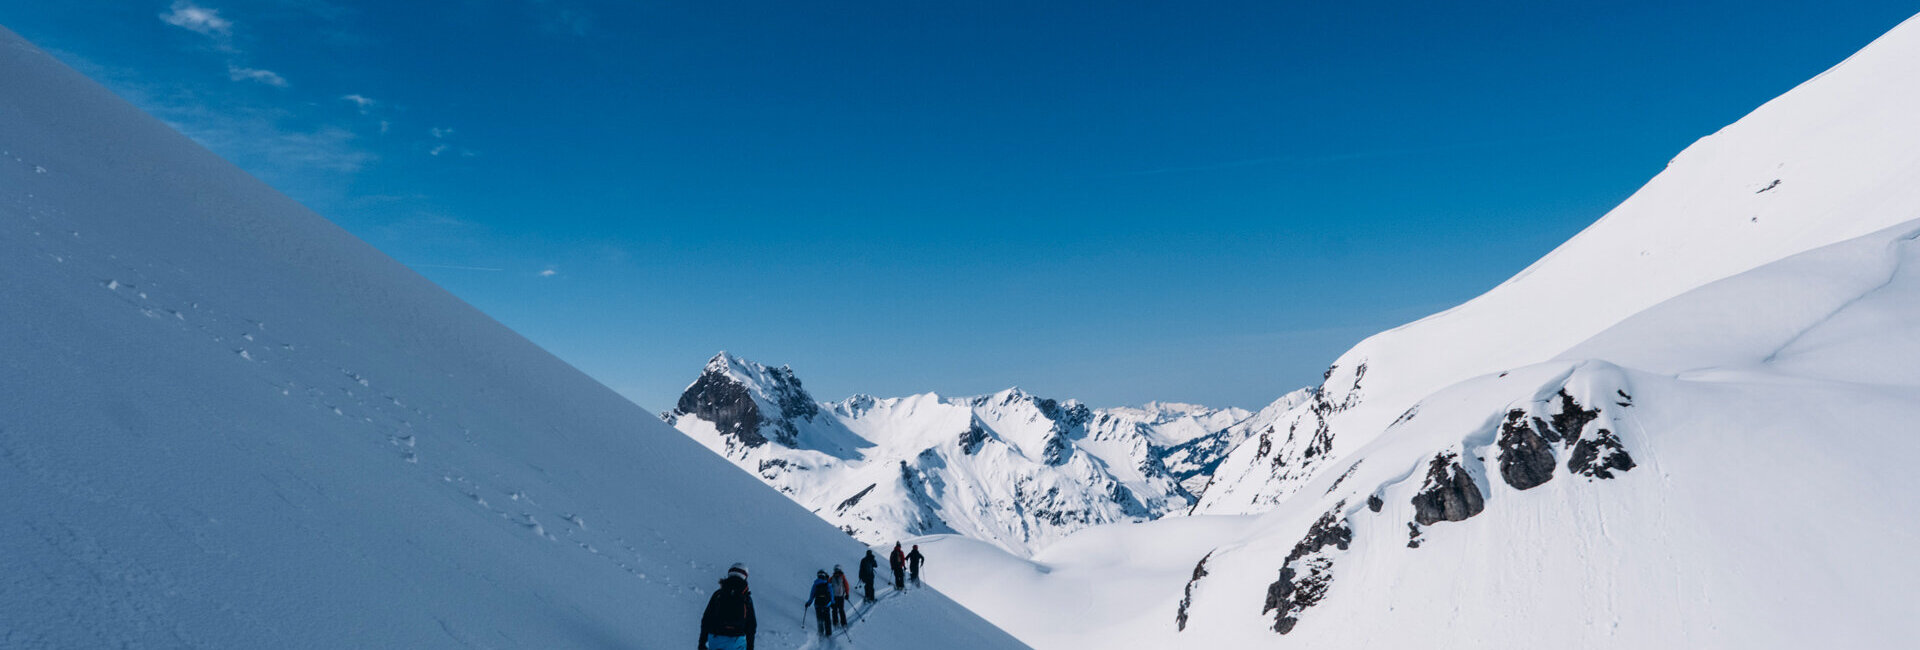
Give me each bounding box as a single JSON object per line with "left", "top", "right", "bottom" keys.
{"left": 817, "top": 569, "right": 829, "bottom": 579}
{"left": 728, "top": 563, "right": 749, "bottom": 580}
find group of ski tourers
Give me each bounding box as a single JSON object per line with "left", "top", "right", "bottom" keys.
{"left": 697, "top": 543, "right": 928, "bottom": 649}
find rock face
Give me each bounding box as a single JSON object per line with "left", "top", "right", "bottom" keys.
{"left": 1569, "top": 428, "right": 1636, "bottom": 478}
{"left": 667, "top": 352, "right": 821, "bottom": 448}
{"left": 1410, "top": 452, "right": 1486, "bottom": 526}
{"left": 1491, "top": 388, "right": 1637, "bottom": 490}
{"left": 1497, "top": 409, "right": 1558, "bottom": 490}
{"left": 673, "top": 363, "right": 770, "bottom": 447}
{"left": 1263, "top": 506, "right": 1354, "bottom": 634}
{"left": 1176, "top": 551, "right": 1213, "bottom": 631}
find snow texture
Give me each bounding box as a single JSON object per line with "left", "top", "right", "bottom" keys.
{"left": 0, "top": 26, "right": 1022, "bottom": 649}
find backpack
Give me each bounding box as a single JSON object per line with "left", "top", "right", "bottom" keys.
{"left": 810, "top": 579, "right": 833, "bottom": 606}
{"left": 708, "top": 587, "right": 752, "bottom": 636}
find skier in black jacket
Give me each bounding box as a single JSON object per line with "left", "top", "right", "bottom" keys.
{"left": 857, "top": 550, "right": 878, "bottom": 602}
{"left": 906, "top": 545, "right": 926, "bottom": 587}
{"left": 699, "top": 563, "right": 756, "bottom": 650}
{"left": 889, "top": 543, "right": 907, "bottom": 591}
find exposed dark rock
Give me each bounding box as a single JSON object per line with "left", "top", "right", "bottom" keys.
{"left": 1407, "top": 522, "right": 1423, "bottom": 549}
{"left": 757, "top": 458, "right": 791, "bottom": 479}
{"left": 1547, "top": 389, "right": 1600, "bottom": 445}
{"left": 1025, "top": 396, "right": 1090, "bottom": 466}
{"left": 1325, "top": 462, "right": 1361, "bottom": 495}
{"left": 1176, "top": 551, "right": 1213, "bottom": 631}
{"left": 1263, "top": 505, "right": 1352, "bottom": 634}
{"left": 1264, "top": 558, "right": 1333, "bottom": 635}
{"left": 1391, "top": 405, "right": 1419, "bottom": 427}
{"left": 1041, "top": 431, "right": 1071, "bottom": 466}
{"left": 1367, "top": 494, "right": 1383, "bottom": 513}
{"left": 1568, "top": 428, "right": 1636, "bottom": 479}
{"left": 1288, "top": 507, "right": 1354, "bottom": 562}
{"left": 675, "top": 370, "right": 767, "bottom": 447}
{"left": 958, "top": 419, "right": 988, "bottom": 455}
{"left": 835, "top": 483, "right": 878, "bottom": 513}
{"left": 1410, "top": 452, "right": 1485, "bottom": 526}
{"left": 1497, "top": 409, "right": 1557, "bottom": 490}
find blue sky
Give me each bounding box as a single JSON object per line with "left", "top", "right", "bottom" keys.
{"left": 7, "top": 2, "right": 1916, "bottom": 410}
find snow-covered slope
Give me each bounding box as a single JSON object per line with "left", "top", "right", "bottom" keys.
{"left": 1194, "top": 9, "right": 1920, "bottom": 514}
{"left": 663, "top": 353, "right": 1255, "bottom": 556}
{"left": 1170, "top": 388, "right": 1311, "bottom": 501}
{"left": 1166, "top": 220, "right": 1920, "bottom": 647}
{"left": 0, "top": 26, "right": 1021, "bottom": 649}
{"left": 924, "top": 12, "right": 1920, "bottom": 649}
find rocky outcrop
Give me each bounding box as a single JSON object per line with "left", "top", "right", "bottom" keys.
{"left": 675, "top": 367, "right": 768, "bottom": 447}
{"left": 1176, "top": 551, "right": 1213, "bottom": 631}
{"left": 1569, "top": 428, "right": 1635, "bottom": 478}
{"left": 1410, "top": 451, "right": 1485, "bottom": 525}
{"left": 958, "top": 419, "right": 989, "bottom": 455}
{"left": 1263, "top": 505, "right": 1353, "bottom": 634}
{"left": 835, "top": 483, "right": 878, "bottom": 514}
{"left": 1497, "top": 409, "right": 1557, "bottom": 490}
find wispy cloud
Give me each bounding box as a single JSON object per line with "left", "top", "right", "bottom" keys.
{"left": 340, "top": 94, "right": 376, "bottom": 113}
{"left": 425, "top": 126, "right": 475, "bottom": 157}
{"left": 160, "top": 0, "right": 233, "bottom": 38}
{"left": 228, "top": 64, "right": 288, "bottom": 87}
{"left": 539, "top": 268, "right": 559, "bottom": 278}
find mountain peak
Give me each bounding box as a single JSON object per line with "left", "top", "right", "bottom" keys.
{"left": 675, "top": 351, "right": 820, "bottom": 447}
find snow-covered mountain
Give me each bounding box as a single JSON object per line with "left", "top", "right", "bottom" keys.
{"left": 919, "top": 12, "right": 1920, "bottom": 649}
{"left": 0, "top": 26, "right": 1021, "bottom": 649}
{"left": 663, "top": 352, "right": 1257, "bottom": 556}
{"left": 1193, "top": 9, "right": 1920, "bottom": 515}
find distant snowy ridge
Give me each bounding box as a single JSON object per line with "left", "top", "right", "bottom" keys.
{"left": 0, "top": 25, "right": 1020, "bottom": 649}
{"left": 663, "top": 352, "right": 1267, "bottom": 556}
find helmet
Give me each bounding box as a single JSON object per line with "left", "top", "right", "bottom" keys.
{"left": 834, "top": 564, "right": 843, "bottom": 571}
{"left": 727, "top": 563, "right": 749, "bottom": 580}
{"left": 817, "top": 569, "right": 829, "bottom": 579}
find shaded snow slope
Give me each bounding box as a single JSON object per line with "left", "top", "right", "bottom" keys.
{"left": 663, "top": 353, "right": 1258, "bottom": 556}
{"left": 0, "top": 27, "right": 1020, "bottom": 649}
{"left": 929, "top": 13, "right": 1920, "bottom": 649}
{"left": 1195, "top": 10, "right": 1920, "bottom": 514}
